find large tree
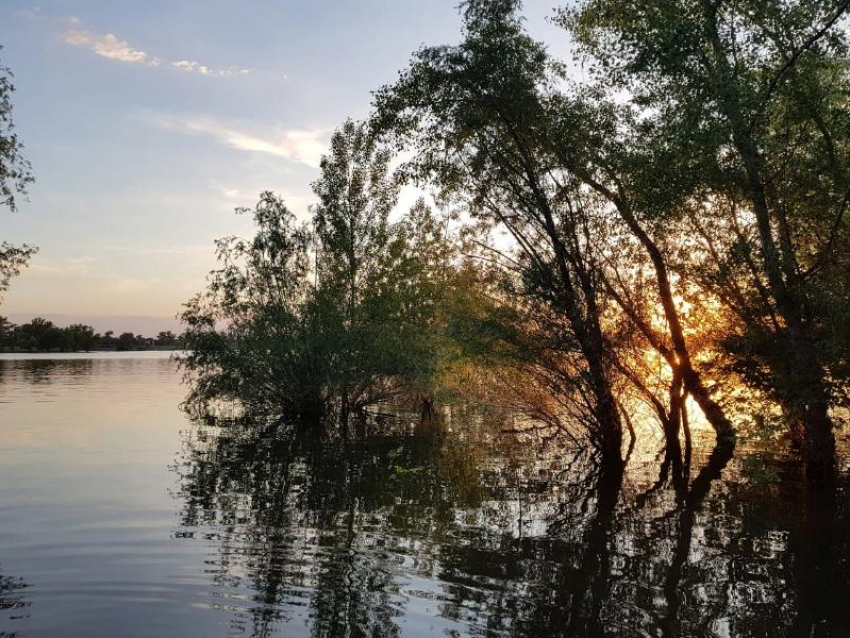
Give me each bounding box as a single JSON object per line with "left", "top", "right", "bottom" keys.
{"left": 562, "top": 0, "right": 850, "bottom": 476}
{"left": 373, "top": 0, "right": 747, "bottom": 459}
{"left": 373, "top": 1, "right": 628, "bottom": 460}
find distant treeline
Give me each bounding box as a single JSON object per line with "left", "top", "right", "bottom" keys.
{"left": 0, "top": 316, "right": 184, "bottom": 352}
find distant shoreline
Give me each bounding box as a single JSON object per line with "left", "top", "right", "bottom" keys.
{"left": 0, "top": 345, "right": 179, "bottom": 354}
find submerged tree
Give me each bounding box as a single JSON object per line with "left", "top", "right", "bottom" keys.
{"left": 310, "top": 121, "right": 449, "bottom": 423}
{"left": 183, "top": 0, "right": 850, "bottom": 475}
{"left": 181, "top": 191, "right": 321, "bottom": 418}
{"left": 180, "top": 122, "right": 454, "bottom": 428}
{"left": 373, "top": 0, "right": 742, "bottom": 460}
{"left": 373, "top": 1, "right": 626, "bottom": 461}
{"left": 561, "top": 0, "right": 850, "bottom": 476}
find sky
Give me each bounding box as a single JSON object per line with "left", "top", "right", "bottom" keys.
{"left": 0, "top": 0, "right": 572, "bottom": 334}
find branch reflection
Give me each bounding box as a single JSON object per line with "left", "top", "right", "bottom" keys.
{"left": 171, "top": 413, "right": 848, "bottom": 637}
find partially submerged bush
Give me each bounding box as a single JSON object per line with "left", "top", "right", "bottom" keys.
{"left": 180, "top": 122, "right": 453, "bottom": 429}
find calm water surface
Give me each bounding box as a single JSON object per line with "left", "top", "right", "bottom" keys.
{"left": 1, "top": 353, "right": 849, "bottom": 637}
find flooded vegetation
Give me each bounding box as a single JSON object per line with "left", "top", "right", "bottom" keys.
{"left": 1, "top": 354, "right": 849, "bottom": 637}
{"left": 2, "top": 0, "right": 850, "bottom": 636}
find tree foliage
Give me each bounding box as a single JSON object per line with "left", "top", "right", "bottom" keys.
{"left": 0, "top": 47, "right": 36, "bottom": 304}
{"left": 178, "top": 1, "right": 850, "bottom": 475}
{"left": 560, "top": 0, "right": 850, "bottom": 470}
{"left": 0, "top": 317, "right": 177, "bottom": 351}
{"left": 0, "top": 47, "right": 32, "bottom": 213}
{"left": 180, "top": 122, "right": 455, "bottom": 427}
{"left": 0, "top": 242, "right": 36, "bottom": 304}
{"left": 367, "top": 0, "right": 850, "bottom": 471}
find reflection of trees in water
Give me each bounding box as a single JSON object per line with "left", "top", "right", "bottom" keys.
{"left": 175, "top": 421, "right": 463, "bottom": 637}
{"left": 0, "top": 358, "right": 94, "bottom": 385}
{"left": 0, "top": 564, "right": 30, "bottom": 638}
{"left": 172, "top": 418, "right": 849, "bottom": 637}
{"left": 0, "top": 356, "right": 176, "bottom": 387}
{"left": 788, "top": 467, "right": 850, "bottom": 638}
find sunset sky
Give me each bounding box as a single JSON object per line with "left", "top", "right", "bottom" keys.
{"left": 0, "top": 0, "right": 569, "bottom": 332}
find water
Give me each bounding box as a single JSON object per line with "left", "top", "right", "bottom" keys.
{"left": 0, "top": 353, "right": 848, "bottom": 637}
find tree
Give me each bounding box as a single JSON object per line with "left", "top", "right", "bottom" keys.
{"left": 180, "top": 191, "right": 324, "bottom": 418}
{"left": 372, "top": 0, "right": 730, "bottom": 460}
{"left": 15, "top": 317, "right": 62, "bottom": 351}
{"left": 62, "top": 323, "right": 97, "bottom": 352}
{"left": 311, "top": 120, "right": 452, "bottom": 426}
{"left": 0, "top": 315, "right": 14, "bottom": 350}
{"left": 116, "top": 332, "right": 138, "bottom": 351}
{"left": 100, "top": 330, "right": 116, "bottom": 349}
{"left": 562, "top": 0, "right": 850, "bottom": 476}
{"left": 180, "top": 123, "right": 456, "bottom": 429}
{"left": 311, "top": 120, "right": 399, "bottom": 423}
{"left": 155, "top": 331, "right": 178, "bottom": 347}
{"left": 0, "top": 243, "right": 36, "bottom": 304}
{"left": 0, "top": 48, "right": 36, "bottom": 303}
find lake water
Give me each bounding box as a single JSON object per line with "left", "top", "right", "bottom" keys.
{"left": 1, "top": 353, "right": 848, "bottom": 637}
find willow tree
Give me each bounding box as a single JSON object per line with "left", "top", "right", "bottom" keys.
{"left": 543, "top": 79, "right": 736, "bottom": 448}
{"left": 180, "top": 192, "right": 322, "bottom": 418}
{"left": 563, "top": 0, "right": 850, "bottom": 476}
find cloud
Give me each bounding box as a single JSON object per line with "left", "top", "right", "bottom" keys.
{"left": 46, "top": 14, "right": 252, "bottom": 77}
{"left": 171, "top": 60, "right": 251, "bottom": 77}
{"left": 151, "top": 114, "right": 326, "bottom": 167}
{"left": 63, "top": 29, "right": 148, "bottom": 64}
{"left": 208, "top": 180, "right": 313, "bottom": 215}
{"left": 30, "top": 255, "right": 98, "bottom": 275}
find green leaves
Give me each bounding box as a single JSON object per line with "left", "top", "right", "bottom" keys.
{"left": 0, "top": 48, "right": 34, "bottom": 213}
{"left": 180, "top": 122, "right": 456, "bottom": 426}
{"left": 0, "top": 51, "right": 36, "bottom": 305}
{"left": 0, "top": 242, "right": 37, "bottom": 304}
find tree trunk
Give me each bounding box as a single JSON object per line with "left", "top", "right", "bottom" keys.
{"left": 804, "top": 404, "right": 836, "bottom": 484}
{"left": 702, "top": 0, "right": 833, "bottom": 468}
{"left": 595, "top": 397, "right": 624, "bottom": 466}
{"left": 569, "top": 163, "right": 735, "bottom": 444}
{"left": 785, "top": 399, "right": 836, "bottom": 484}
{"left": 664, "top": 371, "right": 684, "bottom": 465}
{"left": 682, "top": 369, "right": 735, "bottom": 444}
{"left": 339, "top": 390, "right": 350, "bottom": 438}
{"left": 537, "top": 193, "right": 624, "bottom": 459}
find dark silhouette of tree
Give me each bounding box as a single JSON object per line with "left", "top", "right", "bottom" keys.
{"left": 62, "top": 323, "right": 97, "bottom": 352}
{"left": 562, "top": 0, "right": 850, "bottom": 478}
{"left": 373, "top": 3, "right": 627, "bottom": 461}
{"left": 0, "top": 46, "right": 36, "bottom": 304}
{"left": 155, "top": 331, "right": 178, "bottom": 347}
